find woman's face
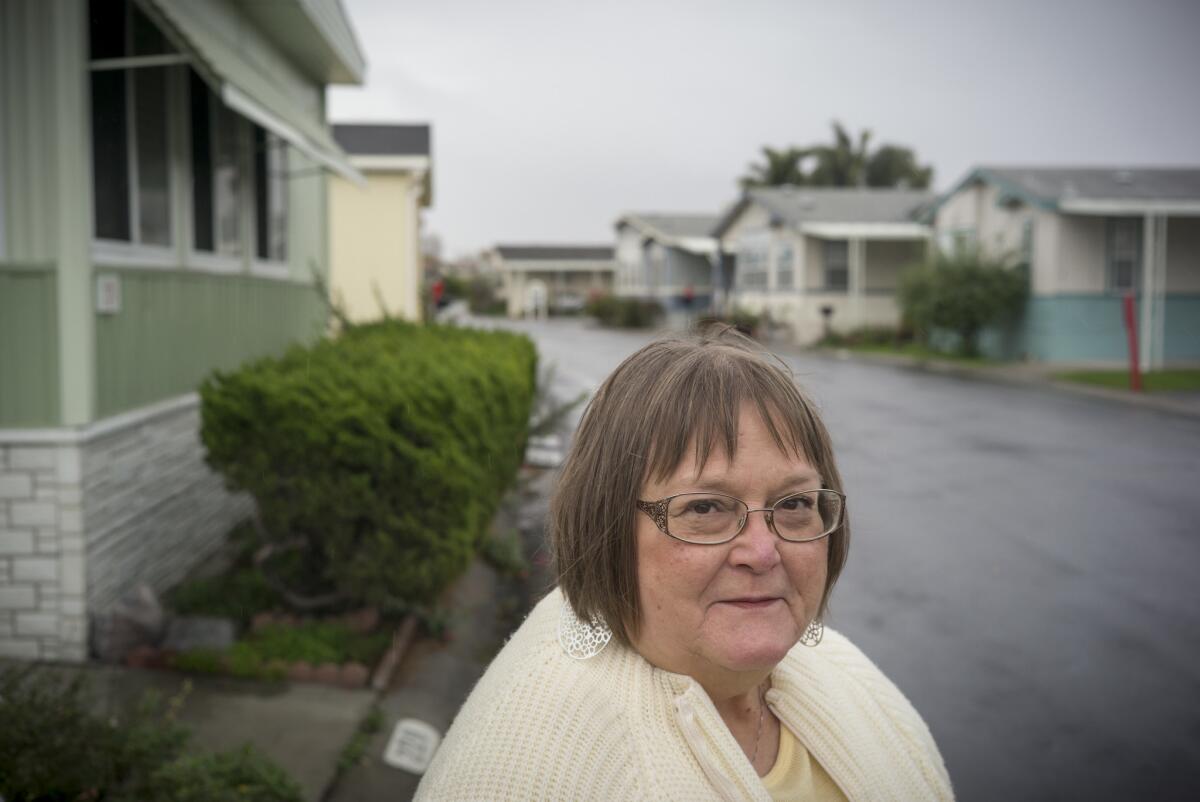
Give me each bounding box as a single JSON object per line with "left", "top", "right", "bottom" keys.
{"left": 631, "top": 404, "right": 829, "bottom": 679}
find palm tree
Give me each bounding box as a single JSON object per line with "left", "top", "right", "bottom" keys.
{"left": 739, "top": 146, "right": 809, "bottom": 189}
{"left": 739, "top": 122, "right": 933, "bottom": 190}
{"left": 808, "top": 122, "right": 872, "bottom": 187}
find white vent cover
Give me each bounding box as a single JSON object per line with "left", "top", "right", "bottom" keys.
{"left": 383, "top": 718, "right": 441, "bottom": 774}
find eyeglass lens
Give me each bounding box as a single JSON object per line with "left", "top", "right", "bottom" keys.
{"left": 665, "top": 491, "right": 841, "bottom": 543}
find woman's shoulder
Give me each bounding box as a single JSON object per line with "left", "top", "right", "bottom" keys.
{"left": 773, "top": 628, "right": 954, "bottom": 800}
{"left": 415, "top": 589, "right": 645, "bottom": 801}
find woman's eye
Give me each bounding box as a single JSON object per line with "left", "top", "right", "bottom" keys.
{"left": 689, "top": 502, "right": 715, "bottom": 514}
{"left": 778, "top": 495, "right": 813, "bottom": 511}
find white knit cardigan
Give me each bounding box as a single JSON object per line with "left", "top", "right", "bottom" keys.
{"left": 415, "top": 589, "right": 953, "bottom": 801}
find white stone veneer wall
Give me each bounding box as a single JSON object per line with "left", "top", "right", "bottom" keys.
{"left": 0, "top": 395, "right": 253, "bottom": 662}
{"left": 0, "top": 442, "right": 86, "bottom": 660}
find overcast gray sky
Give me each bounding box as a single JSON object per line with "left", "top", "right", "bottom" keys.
{"left": 328, "top": 0, "right": 1200, "bottom": 259}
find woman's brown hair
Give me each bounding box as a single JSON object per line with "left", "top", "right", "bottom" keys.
{"left": 551, "top": 326, "right": 849, "bottom": 645}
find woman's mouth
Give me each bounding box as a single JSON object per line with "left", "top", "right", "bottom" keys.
{"left": 720, "top": 597, "right": 781, "bottom": 609}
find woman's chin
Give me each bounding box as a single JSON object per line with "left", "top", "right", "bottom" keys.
{"left": 705, "top": 634, "right": 796, "bottom": 673}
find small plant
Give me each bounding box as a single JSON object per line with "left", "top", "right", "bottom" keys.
{"left": 699, "top": 308, "right": 763, "bottom": 337}
{"left": 129, "top": 745, "right": 304, "bottom": 802}
{"left": 584, "top": 294, "right": 664, "bottom": 328}
{"left": 172, "top": 620, "right": 390, "bottom": 679}
{"left": 336, "top": 704, "right": 386, "bottom": 775}
{"left": 480, "top": 528, "right": 529, "bottom": 579}
{"left": 167, "top": 563, "right": 282, "bottom": 629}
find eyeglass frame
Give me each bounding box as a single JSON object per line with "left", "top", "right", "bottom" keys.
{"left": 636, "top": 489, "right": 847, "bottom": 545}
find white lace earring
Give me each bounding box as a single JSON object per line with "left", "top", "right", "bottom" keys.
{"left": 800, "top": 617, "right": 824, "bottom": 647}
{"left": 558, "top": 599, "right": 612, "bottom": 659}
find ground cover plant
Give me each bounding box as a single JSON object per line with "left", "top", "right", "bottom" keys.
{"left": 200, "top": 321, "right": 536, "bottom": 615}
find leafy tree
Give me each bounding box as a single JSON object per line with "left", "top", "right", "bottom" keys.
{"left": 740, "top": 121, "right": 933, "bottom": 190}
{"left": 865, "top": 144, "right": 933, "bottom": 190}
{"left": 899, "top": 249, "right": 1028, "bottom": 356}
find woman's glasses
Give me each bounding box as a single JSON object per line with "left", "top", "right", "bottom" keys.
{"left": 636, "top": 490, "right": 845, "bottom": 545}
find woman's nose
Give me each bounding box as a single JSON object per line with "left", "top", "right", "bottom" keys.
{"left": 730, "top": 509, "right": 782, "bottom": 571}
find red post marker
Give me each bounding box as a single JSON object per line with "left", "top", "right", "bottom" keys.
{"left": 1122, "top": 293, "right": 1142, "bottom": 392}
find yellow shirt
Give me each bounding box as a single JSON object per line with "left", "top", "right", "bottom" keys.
{"left": 762, "top": 723, "right": 849, "bottom": 802}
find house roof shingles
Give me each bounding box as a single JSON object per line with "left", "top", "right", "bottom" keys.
{"left": 495, "top": 245, "right": 614, "bottom": 261}
{"left": 747, "top": 187, "right": 934, "bottom": 227}
{"left": 620, "top": 213, "right": 721, "bottom": 239}
{"left": 978, "top": 167, "right": 1200, "bottom": 203}
{"left": 332, "top": 124, "right": 431, "bottom": 157}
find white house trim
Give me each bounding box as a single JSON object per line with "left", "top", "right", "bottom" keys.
{"left": 348, "top": 155, "right": 431, "bottom": 174}
{"left": 0, "top": 393, "right": 199, "bottom": 445}
{"left": 1059, "top": 199, "right": 1200, "bottom": 216}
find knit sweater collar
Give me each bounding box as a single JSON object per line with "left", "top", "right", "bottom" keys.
{"left": 605, "top": 612, "right": 938, "bottom": 801}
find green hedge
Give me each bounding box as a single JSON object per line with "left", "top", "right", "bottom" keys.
{"left": 200, "top": 321, "right": 536, "bottom": 609}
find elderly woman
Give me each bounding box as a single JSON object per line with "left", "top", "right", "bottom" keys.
{"left": 416, "top": 329, "right": 952, "bottom": 801}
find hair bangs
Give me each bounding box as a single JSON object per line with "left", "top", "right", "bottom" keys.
{"left": 643, "top": 347, "right": 817, "bottom": 486}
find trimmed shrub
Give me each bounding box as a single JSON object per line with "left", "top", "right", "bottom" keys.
{"left": 200, "top": 321, "right": 536, "bottom": 610}
{"left": 584, "top": 294, "right": 663, "bottom": 328}
{"left": 899, "top": 250, "right": 1028, "bottom": 356}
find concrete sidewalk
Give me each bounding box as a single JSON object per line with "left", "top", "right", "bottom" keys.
{"left": 798, "top": 345, "right": 1200, "bottom": 420}
{"left": 325, "top": 466, "right": 558, "bottom": 802}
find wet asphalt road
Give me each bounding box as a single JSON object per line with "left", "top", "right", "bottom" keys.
{"left": 487, "top": 317, "right": 1200, "bottom": 802}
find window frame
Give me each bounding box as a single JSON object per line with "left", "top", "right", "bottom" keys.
{"left": 823, "top": 240, "right": 849, "bottom": 292}
{"left": 736, "top": 246, "right": 769, "bottom": 290}
{"left": 250, "top": 125, "right": 290, "bottom": 273}
{"left": 88, "top": 0, "right": 177, "bottom": 259}
{"left": 1106, "top": 217, "right": 1141, "bottom": 294}
{"left": 775, "top": 243, "right": 794, "bottom": 290}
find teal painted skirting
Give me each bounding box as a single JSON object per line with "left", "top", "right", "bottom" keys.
{"left": 95, "top": 269, "right": 329, "bottom": 418}
{"left": 0, "top": 267, "right": 60, "bottom": 426}
{"left": 955, "top": 294, "right": 1200, "bottom": 363}
{"left": 1165, "top": 296, "right": 1200, "bottom": 361}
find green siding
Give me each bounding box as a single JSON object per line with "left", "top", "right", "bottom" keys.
{"left": 0, "top": 266, "right": 60, "bottom": 426}
{"left": 95, "top": 269, "right": 327, "bottom": 418}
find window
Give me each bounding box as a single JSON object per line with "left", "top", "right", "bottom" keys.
{"left": 776, "top": 245, "right": 793, "bottom": 290}
{"left": 737, "top": 248, "right": 768, "bottom": 289}
{"left": 88, "top": 0, "right": 174, "bottom": 246}
{"left": 1019, "top": 219, "right": 1034, "bottom": 268}
{"left": 824, "top": 240, "right": 848, "bottom": 291}
{"left": 254, "top": 127, "right": 289, "bottom": 262}
{"left": 190, "top": 70, "right": 242, "bottom": 256}
{"left": 1107, "top": 218, "right": 1141, "bottom": 292}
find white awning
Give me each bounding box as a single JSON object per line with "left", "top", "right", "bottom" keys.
{"left": 145, "top": 0, "right": 363, "bottom": 184}
{"left": 800, "top": 222, "right": 932, "bottom": 240}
